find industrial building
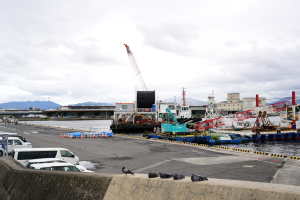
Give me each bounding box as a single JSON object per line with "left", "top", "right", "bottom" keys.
{"left": 217, "top": 93, "right": 266, "bottom": 113}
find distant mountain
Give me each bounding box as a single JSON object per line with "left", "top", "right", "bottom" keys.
{"left": 267, "top": 97, "right": 291, "bottom": 105}
{"left": 68, "top": 102, "right": 115, "bottom": 106}
{"left": 0, "top": 101, "right": 61, "bottom": 110}
{"left": 162, "top": 97, "right": 207, "bottom": 106}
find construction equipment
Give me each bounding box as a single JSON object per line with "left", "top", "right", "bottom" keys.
{"left": 252, "top": 111, "right": 275, "bottom": 133}
{"left": 195, "top": 98, "right": 300, "bottom": 131}
{"left": 124, "top": 44, "right": 148, "bottom": 91}
{"left": 161, "top": 108, "right": 186, "bottom": 133}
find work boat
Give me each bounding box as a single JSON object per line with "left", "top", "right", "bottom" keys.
{"left": 216, "top": 121, "right": 253, "bottom": 131}
{"left": 143, "top": 132, "right": 249, "bottom": 145}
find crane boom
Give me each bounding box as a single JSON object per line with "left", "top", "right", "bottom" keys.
{"left": 124, "top": 44, "right": 148, "bottom": 91}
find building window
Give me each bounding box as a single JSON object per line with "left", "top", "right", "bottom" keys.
{"left": 121, "top": 105, "right": 127, "bottom": 109}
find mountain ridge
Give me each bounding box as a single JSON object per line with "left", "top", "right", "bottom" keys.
{"left": 0, "top": 97, "right": 286, "bottom": 109}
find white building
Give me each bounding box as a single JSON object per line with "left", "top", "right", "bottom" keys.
{"left": 242, "top": 97, "right": 266, "bottom": 111}
{"left": 217, "top": 93, "right": 267, "bottom": 112}
{"left": 217, "top": 93, "right": 243, "bottom": 112}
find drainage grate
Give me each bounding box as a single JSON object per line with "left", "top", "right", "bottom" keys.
{"left": 243, "top": 165, "right": 256, "bottom": 168}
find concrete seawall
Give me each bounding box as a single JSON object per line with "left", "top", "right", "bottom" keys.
{"left": 1, "top": 158, "right": 300, "bottom": 200}
{"left": 0, "top": 158, "right": 112, "bottom": 200}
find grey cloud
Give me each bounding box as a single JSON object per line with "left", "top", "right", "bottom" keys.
{"left": 39, "top": 40, "right": 59, "bottom": 50}
{"left": 60, "top": 40, "right": 121, "bottom": 66}
{"left": 223, "top": 40, "right": 239, "bottom": 47}
{"left": 1, "top": 51, "right": 28, "bottom": 70}
{"left": 138, "top": 23, "right": 201, "bottom": 56}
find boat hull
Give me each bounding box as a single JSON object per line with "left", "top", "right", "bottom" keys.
{"left": 143, "top": 133, "right": 249, "bottom": 145}
{"left": 110, "top": 123, "right": 160, "bottom": 133}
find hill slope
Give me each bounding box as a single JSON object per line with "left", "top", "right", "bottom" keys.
{"left": 68, "top": 102, "right": 115, "bottom": 106}
{"left": 0, "top": 101, "right": 61, "bottom": 110}
{"left": 162, "top": 97, "right": 207, "bottom": 106}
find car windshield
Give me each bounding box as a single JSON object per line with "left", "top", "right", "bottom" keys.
{"left": 23, "top": 161, "right": 29, "bottom": 167}
{"left": 51, "top": 166, "right": 65, "bottom": 171}
{"left": 65, "top": 166, "right": 80, "bottom": 172}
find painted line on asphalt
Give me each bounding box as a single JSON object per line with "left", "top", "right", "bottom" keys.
{"left": 192, "top": 150, "right": 206, "bottom": 154}
{"left": 271, "top": 158, "right": 288, "bottom": 184}
{"left": 134, "top": 160, "right": 171, "bottom": 173}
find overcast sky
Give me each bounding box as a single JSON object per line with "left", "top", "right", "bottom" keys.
{"left": 1, "top": 0, "right": 300, "bottom": 106}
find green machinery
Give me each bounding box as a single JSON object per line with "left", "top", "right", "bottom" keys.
{"left": 161, "top": 108, "right": 186, "bottom": 133}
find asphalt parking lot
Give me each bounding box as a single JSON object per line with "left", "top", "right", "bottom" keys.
{"left": 2, "top": 123, "right": 299, "bottom": 185}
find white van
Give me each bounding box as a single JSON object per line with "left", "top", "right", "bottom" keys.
{"left": 0, "top": 137, "right": 32, "bottom": 155}
{"left": 11, "top": 148, "right": 79, "bottom": 165}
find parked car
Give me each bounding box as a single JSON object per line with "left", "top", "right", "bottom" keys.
{"left": 12, "top": 148, "right": 79, "bottom": 165}
{"left": 0, "top": 137, "right": 32, "bottom": 155}
{"left": 29, "top": 162, "right": 92, "bottom": 173}
{"left": 0, "top": 132, "right": 27, "bottom": 142}
{"left": 23, "top": 158, "right": 94, "bottom": 173}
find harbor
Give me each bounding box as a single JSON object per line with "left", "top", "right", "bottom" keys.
{"left": 1, "top": 122, "right": 300, "bottom": 187}
{"left": 17, "top": 117, "right": 300, "bottom": 157}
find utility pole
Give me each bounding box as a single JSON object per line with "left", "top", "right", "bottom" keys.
{"left": 48, "top": 97, "right": 49, "bottom": 110}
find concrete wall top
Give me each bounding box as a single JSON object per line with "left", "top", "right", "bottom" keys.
{"left": 105, "top": 174, "right": 300, "bottom": 200}
{"left": 1, "top": 158, "right": 300, "bottom": 200}
{"left": 0, "top": 158, "right": 113, "bottom": 200}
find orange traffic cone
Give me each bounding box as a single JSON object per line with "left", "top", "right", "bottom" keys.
{"left": 60, "top": 133, "right": 63, "bottom": 138}
{"left": 80, "top": 134, "right": 84, "bottom": 139}
{"left": 69, "top": 135, "right": 73, "bottom": 139}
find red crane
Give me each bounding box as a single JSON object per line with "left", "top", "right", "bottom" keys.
{"left": 124, "top": 44, "right": 148, "bottom": 91}
{"left": 194, "top": 99, "right": 298, "bottom": 131}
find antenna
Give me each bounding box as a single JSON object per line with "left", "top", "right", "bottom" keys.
{"left": 182, "top": 87, "right": 186, "bottom": 106}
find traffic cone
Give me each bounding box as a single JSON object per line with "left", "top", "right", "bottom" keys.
{"left": 80, "top": 134, "right": 84, "bottom": 139}
{"left": 60, "top": 133, "right": 63, "bottom": 138}
{"left": 69, "top": 135, "right": 73, "bottom": 139}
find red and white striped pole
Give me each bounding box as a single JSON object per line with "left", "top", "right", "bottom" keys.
{"left": 292, "top": 91, "right": 296, "bottom": 127}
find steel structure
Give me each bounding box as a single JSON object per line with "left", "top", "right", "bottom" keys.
{"left": 124, "top": 44, "right": 148, "bottom": 91}
{"left": 204, "top": 92, "right": 221, "bottom": 119}
{"left": 195, "top": 94, "right": 300, "bottom": 131}
{"left": 166, "top": 107, "right": 180, "bottom": 125}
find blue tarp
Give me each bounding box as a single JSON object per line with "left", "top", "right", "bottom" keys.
{"left": 65, "top": 132, "right": 83, "bottom": 137}
{"left": 65, "top": 131, "right": 113, "bottom": 137}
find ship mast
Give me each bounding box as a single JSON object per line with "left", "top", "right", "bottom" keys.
{"left": 204, "top": 91, "right": 221, "bottom": 119}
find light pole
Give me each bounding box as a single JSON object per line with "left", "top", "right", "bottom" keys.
{"left": 48, "top": 97, "right": 49, "bottom": 110}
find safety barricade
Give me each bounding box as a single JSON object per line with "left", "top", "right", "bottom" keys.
{"left": 270, "top": 153, "right": 287, "bottom": 158}
{"left": 254, "top": 151, "right": 268, "bottom": 155}
{"left": 289, "top": 156, "right": 300, "bottom": 160}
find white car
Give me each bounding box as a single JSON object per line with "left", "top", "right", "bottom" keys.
{"left": 24, "top": 158, "right": 94, "bottom": 173}
{"left": 0, "top": 137, "right": 32, "bottom": 155}
{"left": 29, "top": 162, "right": 94, "bottom": 173}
